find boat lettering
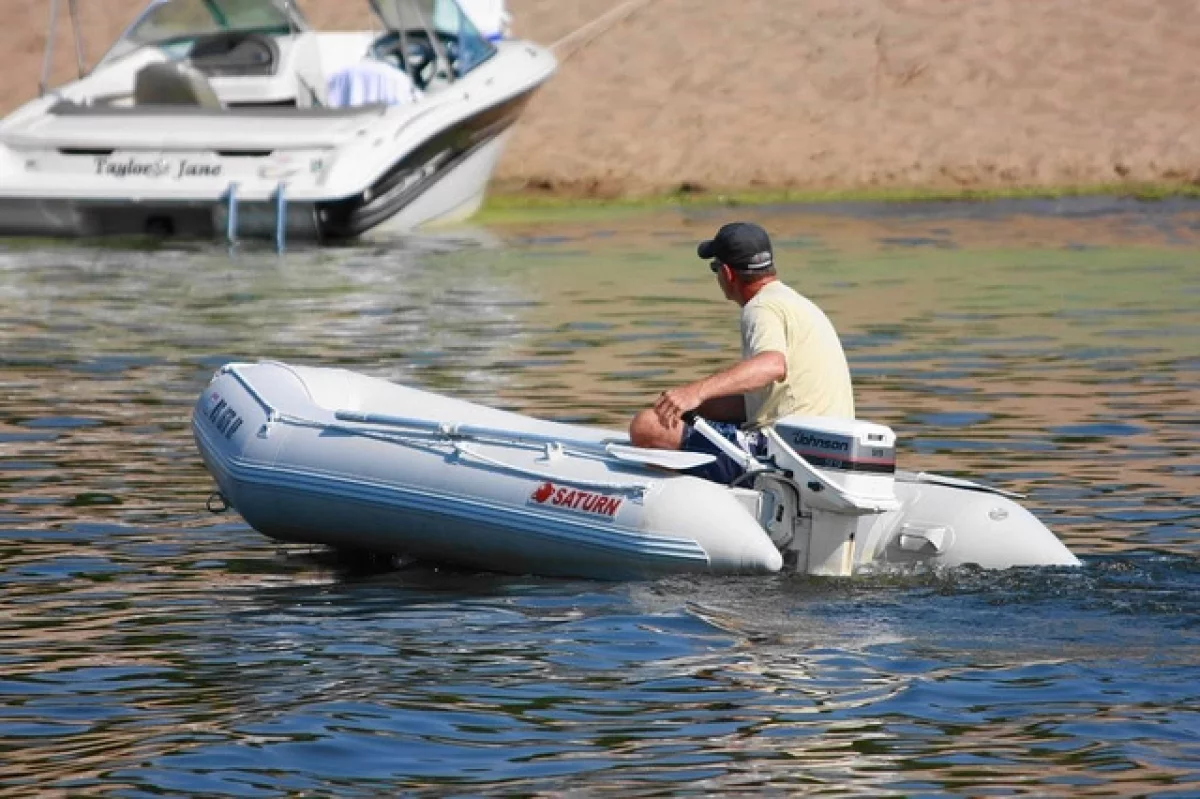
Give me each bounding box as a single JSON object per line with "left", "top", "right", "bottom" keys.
{"left": 528, "top": 481, "right": 623, "bottom": 518}
{"left": 175, "top": 160, "right": 222, "bottom": 179}
{"left": 93, "top": 156, "right": 222, "bottom": 180}
{"left": 95, "top": 156, "right": 169, "bottom": 178}
{"left": 791, "top": 432, "right": 850, "bottom": 452}
{"left": 206, "top": 393, "right": 244, "bottom": 440}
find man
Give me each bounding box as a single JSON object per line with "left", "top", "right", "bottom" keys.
{"left": 628, "top": 221, "right": 855, "bottom": 482}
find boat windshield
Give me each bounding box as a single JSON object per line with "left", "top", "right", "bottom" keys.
{"left": 370, "top": 0, "right": 495, "bottom": 76}
{"left": 98, "top": 0, "right": 306, "bottom": 66}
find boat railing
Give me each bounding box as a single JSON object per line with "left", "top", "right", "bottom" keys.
{"left": 40, "top": 0, "right": 88, "bottom": 97}
{"left": 46, "top": 99, "right": 391, "bottom": 118}
{"left": 219, "top": 363, "right": 280, "bottom": 427}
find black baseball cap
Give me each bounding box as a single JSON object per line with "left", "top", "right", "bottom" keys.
{"left": 697, "top": 222, "right": 773, "bottom": 271}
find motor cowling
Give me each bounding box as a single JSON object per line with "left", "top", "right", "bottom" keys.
{"left": 764, "top": 416, "right": 899, "bottom": 576}
{"left": 770, "top": 415, "right": 897, "bottom": 499}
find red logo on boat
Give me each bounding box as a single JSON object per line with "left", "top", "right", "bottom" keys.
{"left": 528, "top": 481, "right": 623, "bottom": 518}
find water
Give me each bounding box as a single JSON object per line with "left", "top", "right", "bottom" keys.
{"left": 1, "top": 198, "right": 1198, "bottom": 796}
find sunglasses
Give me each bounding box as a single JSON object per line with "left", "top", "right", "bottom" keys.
{"left": 709, "top": 259, "right": 723, "bottom": 273}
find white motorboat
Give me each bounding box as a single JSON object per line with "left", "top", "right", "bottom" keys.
{"left": 0, "top": 0, "right": 555, "bottom": 242}
{"left": 192, "top": 361, "right": 1082, "bottom": 580}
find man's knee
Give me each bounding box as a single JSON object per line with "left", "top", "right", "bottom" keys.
{"left": 629, "top": 409, "right": 680, "bottom": 450}
{"left": 628, "top": 409, "right": 657, "bottom": 448}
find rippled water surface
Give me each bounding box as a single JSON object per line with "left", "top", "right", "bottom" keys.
{"left": 2, "top": 198, "right": 1198, "bottom": 796}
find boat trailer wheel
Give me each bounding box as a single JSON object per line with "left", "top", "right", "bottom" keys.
{"left": 206, "top": 492, "right": 230, "bottom": 513}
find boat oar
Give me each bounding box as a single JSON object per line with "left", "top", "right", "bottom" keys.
{"left": 333, "top": 410, "right": 717, "bottom": 471}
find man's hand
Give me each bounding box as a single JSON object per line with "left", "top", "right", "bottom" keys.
{"left": 653, "top": 383, "right": 704, "bottom": 428}
{"left": 648, "top": 352, "right": 784, "bottom": 431}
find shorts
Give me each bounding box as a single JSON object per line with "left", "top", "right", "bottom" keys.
{"left": 680, "top": 421, "right": 766, "bottom": 484}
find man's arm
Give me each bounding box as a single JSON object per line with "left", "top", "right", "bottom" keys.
{"left": 654, "top": 351, "right": 786, "bottom": 427}
{"left": 694, "top": 394, "right": 747, "bottom": 423}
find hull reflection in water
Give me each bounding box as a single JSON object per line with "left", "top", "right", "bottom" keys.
{"left": 192, "top": 361, "right": 1080, "bottom": 580}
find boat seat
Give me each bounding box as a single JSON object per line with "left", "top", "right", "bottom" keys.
{"left": 189, "top": 32, "right": 280, "bottom": 78}
{"left": 133, "top": 62, "right": 224, "bottom": 109}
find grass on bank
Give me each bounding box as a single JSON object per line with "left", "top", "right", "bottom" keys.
{"left": 477, "top": 181, "right": 1200, "bottom": 224}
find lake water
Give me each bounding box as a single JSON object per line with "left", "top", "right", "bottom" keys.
{"left": 1, "top": 197, "right": 1198, "bottom": 796}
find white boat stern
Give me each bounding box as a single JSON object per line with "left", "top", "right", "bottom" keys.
{"left": 883, "top": 480, "right": 1081, "bottom": 570}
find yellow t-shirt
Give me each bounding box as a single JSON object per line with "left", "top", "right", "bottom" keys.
{"left": 740, "top": 280, "right": 855, "bottom": 428}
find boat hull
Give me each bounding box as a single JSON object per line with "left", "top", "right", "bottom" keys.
{"left": 194, "top": 362, "right": 784, "bottom": 579}
{"left": 0, "top": 40, "right": 553, "bottom": 242}
{"left": 0, "top": 129, "right": 512, "bottom": 241}
{"left": 192, "top": 362, "right": 1080, "bottom": 579}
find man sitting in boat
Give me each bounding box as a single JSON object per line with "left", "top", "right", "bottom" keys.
{"left": 628, "top": 221, "right": 856, "bottom": 483}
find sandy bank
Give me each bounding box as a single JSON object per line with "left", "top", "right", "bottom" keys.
{"left": 4, "top": 0, "right": 1199, "bottom": 198}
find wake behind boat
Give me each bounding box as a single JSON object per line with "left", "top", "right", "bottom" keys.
{"left": 0, "top": 0, "right": 555, "bottom": 242}
{"left": 192, "top": 361, "right": 1081, "bottom": 580}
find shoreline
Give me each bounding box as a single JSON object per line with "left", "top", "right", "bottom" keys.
{"left": 5, "top": 1, "right": 1198, "bottom": 202}
{"left": 476, "top": 182, "right": 1200, "bottom": 223}
{"left": 497, "top": 1, "right": 1200, "bottom": 202}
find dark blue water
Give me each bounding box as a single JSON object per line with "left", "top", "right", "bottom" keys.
{"left": 2, "top": 200, "right": 1198, "bottom": 795}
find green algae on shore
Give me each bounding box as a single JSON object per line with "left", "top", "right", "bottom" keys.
{"left": 477, "top": 182, "right": 1200, "bottom": 225}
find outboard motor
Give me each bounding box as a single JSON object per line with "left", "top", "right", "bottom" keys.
{"left": 760, "top": 416, "right": 899, "bottom": 576}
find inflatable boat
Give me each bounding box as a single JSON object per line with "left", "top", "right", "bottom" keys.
{"left": 192, "top": 361, "right": 1081, "bottom": 579}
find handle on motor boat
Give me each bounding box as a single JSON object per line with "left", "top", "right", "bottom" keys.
{"left": 680, "top": 411, "right": 763, "bottom": 474}
{"left": 683, "top": 411, "right": 898, "bottom": 512}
